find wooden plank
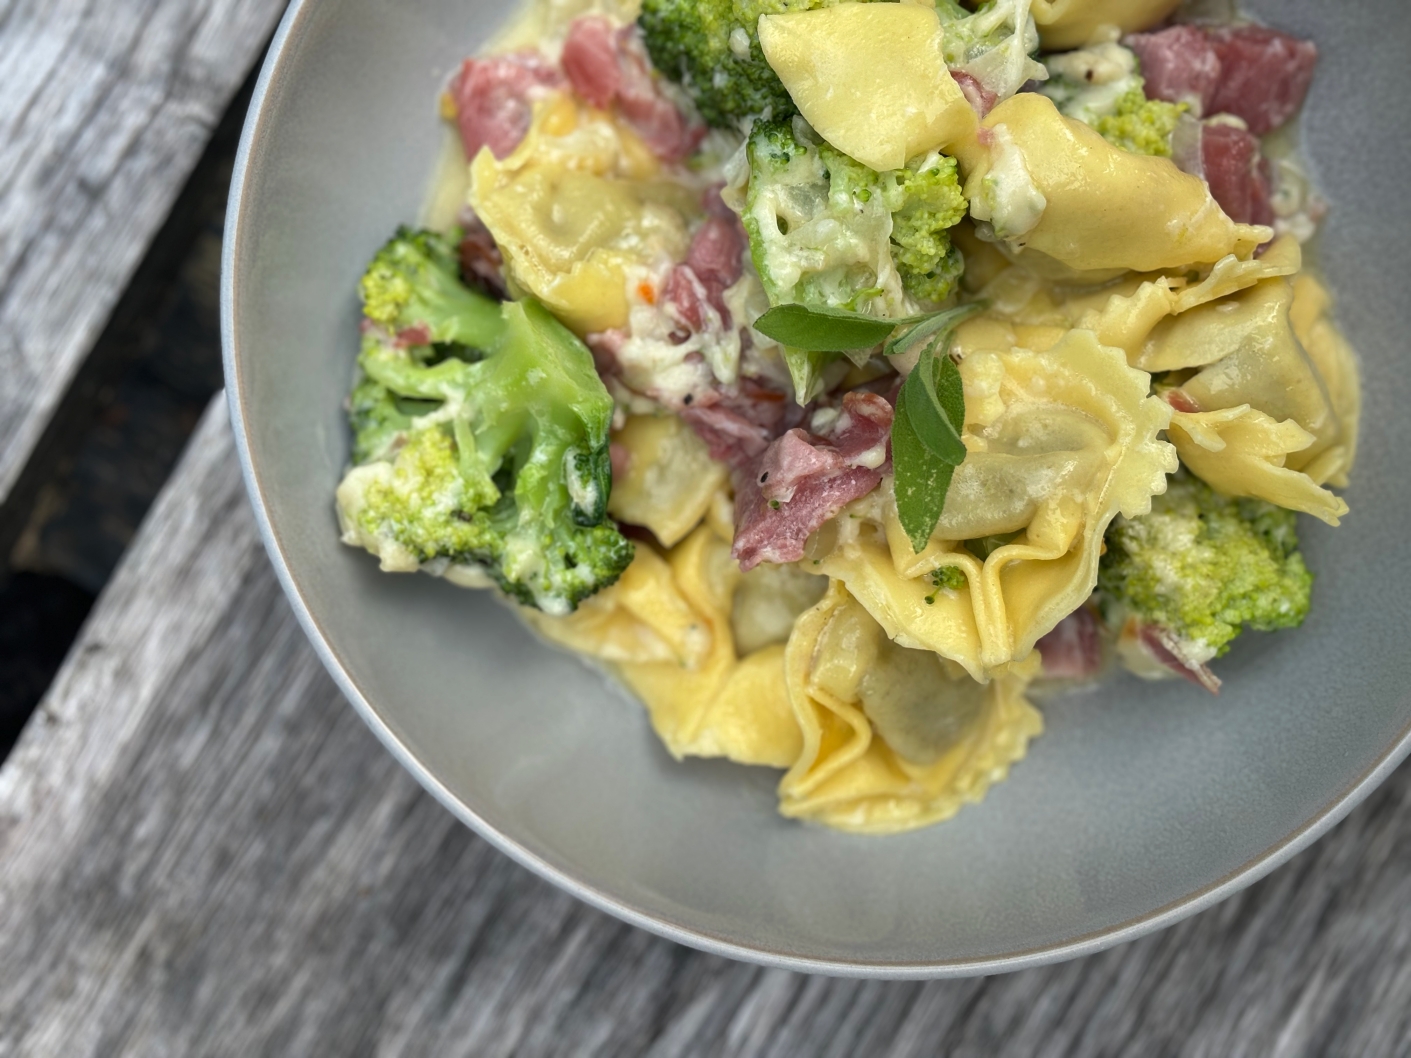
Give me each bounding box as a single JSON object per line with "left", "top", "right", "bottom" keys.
{"left": 1, "top": 398, "right": 1408, "bottom": 1056}
{"left": 0, "top": 0, "right": 289, "bottom": 510}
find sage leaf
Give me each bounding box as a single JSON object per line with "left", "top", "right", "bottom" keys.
{"left": 782, "top": 346, "right": 845, "bottom": 404}
{"left": 888, "top": 304, "right": 977, "bottom": 551}
{"left": 754, "top": 303, "right": 907, "bottom": 351}
{"left": 899, "top": 336, "right": 966, "bottom": 462}
{"left": 892, "top": 384, "right": 959, "bottom": 553}
{"left": 882, "top": 302, "right": 986, "bottom": 360}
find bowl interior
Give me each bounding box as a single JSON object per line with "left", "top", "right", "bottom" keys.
{"left": 225, "top": 0, "right": 1411, "bottom": 974}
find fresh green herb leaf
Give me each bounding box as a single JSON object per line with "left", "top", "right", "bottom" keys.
{"left": 781, "top": 347, "right": 844, "bottom": 404}
{"left": 882, "top": 302, "right": 986, "bottom": 360}
{"left": 899, "top": 336, "right": 966, "bottom": 462}
{"left": 892, "top": 384, "right": 958, "bottom": 553}
{"left": 889, "top": 306, "right": 980, "bottom": 552}
{"left": 754, "top": 303, "right": 910, "bottom": 352}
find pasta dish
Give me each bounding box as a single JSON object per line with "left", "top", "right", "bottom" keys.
{"left": 334, "top": 0, "right": 1359, "bottom": 833}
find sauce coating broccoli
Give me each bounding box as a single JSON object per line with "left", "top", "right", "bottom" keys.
{"left": 1098, "top": 474, "right": 1312, "bottom": 661}
{"left": 1040, "top": 41, "right": 1186, "bottom": 157}
{"left": 638, "top": 0, "right": 883, "bottom": 128}
{"left": 742, "top": 117, "right": 967, "bottom": 317}
{"left": 337, "top": 228, "right": 634, "bottom": 615}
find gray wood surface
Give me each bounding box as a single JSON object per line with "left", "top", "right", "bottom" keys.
{"left": 1, "top": 397, "right": 1408, "bottom": 1057}
{"left": 0, "top": 0, "right": 289, "bottom": 508}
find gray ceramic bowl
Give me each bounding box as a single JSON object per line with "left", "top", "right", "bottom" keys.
{"left": 223, "top": 0, "right": 1411, "bottom": 977}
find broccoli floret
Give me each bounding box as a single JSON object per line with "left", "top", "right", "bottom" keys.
{"left": 1040, "top": 43, "right": 1186, "bottom": 157}
{"left": 741, "top": 119, "right": 966, "bottom": 316}
{"left": 941, "top": 0, "right": 1048, "bottom": 105}
{"left": 638, "top": 0, "right": 883, "bottom": 128}
{"left": 337, "top": 229, "right": 634, "bottom": 614}
{"left": 349, "top": 373, "right": 441, "bottom": 465}
{"left": 1098, "top": 474, "right": 1312, "bottom": 660}
{"left": 889, "top": 159, "right": 969, "bottom": 303}
{"left": 930, "top": 566, "right": 967, "bottom": 591}
{"left": 359, "top": 226, "right": 504, "bottom": 352}
{"left": 1093, "top": 87, "right": 1186, "bottom": 158}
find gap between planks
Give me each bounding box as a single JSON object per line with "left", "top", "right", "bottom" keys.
{"left": 0, "top": 0, "right": 291, "bottom": 510}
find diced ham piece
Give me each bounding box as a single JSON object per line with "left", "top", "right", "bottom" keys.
{"left": 1201, "top": 122, "right": 1274, "bottom": 226}
{"left": 1139, "top": 623, "right": 1222, "bottom": 695}
{"left": 731, "top": 392, "right": 893, "bottom": 571}
{"left": 951, "top": 70, "right": 998, "bottom": 118}
{"left": 1037, "top": 607, "right": 1104, "bottom": 681}
{"left": 1206, "top": 26, "right": 1318, "bottom": 137}
{"left": 559, "top": 16, "right": 621, "bottom": 109}
{"left": 733, "top": 466, "right": 882, "bottom": 571}
{"left": 819, "top": 392, "right": 893, "bottom": 466}
{"left": 561, "top": 17, "right": 706, "bottom": 162}
{"left": 457, "top": 211, "right": 507, "bottom": 299}
{"left": 686, "top": 215, "right": 746, "bottom": 308}
{"left": 585, "top": 328, "right": 626, "bottom": 381}
{"left": 680, "top": 378, "right": 799, "bottom": 470}
{"left": 663, "top": 210, "right": 747, "bottom": 331}
{"left": 394, "top": 322, "right": 433, "bottom": 349}
{"left": 609, "top": 442, "right": 632, "bottom": 481}
{"left": 1127, "top": 25, "right": 1222, "bottom": 113}
{"left": 449, "top": 52, "right": 565, "bottom": 160}
{"left": 662, "top": 265, "right": 715, "bottom": 333}
{"left": 1126, "top": 24, "right": 1317, "bottom": 135}
{"left": 755, "top": 431, "right": 844, "bottom": 504}
{"left": 680, "top": 404, "right": 776, "bottom": 468}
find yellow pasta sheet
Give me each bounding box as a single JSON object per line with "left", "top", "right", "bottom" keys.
{"left": 758, "top": 2, "right": 976, "bottom": 171}
{"left": 529, "top": 532, "right": 1043, "bottom": 832}
{"left": 959, "top": 236, "right": 1357, "bottom": 524}
{"left": 1030, "top": 0, "right": 1182, "bottom": 50}
{"left": 779, "top": 583, "right": 1042, "bottom": 834}
{"left": 954, "top": 93, "right": 1269, "bottom": 276}
{"left": 468, "top": 92, "right": 697, "bottom": 334}
{"left": 814, "top": 328, "right": 1174, "bottom": 679}
{"left": 528, "top": 526, "right": 803, "bottom": 767}
{"left": 608, "top": 414, "right": 728, "bottom": 547}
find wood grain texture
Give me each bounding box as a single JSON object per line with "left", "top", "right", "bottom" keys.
{"left": 0, "top": 0, "right": 289, "bottom": 507}
{"left": 0, "top": 398, "right": 1409, "bottom": 1056}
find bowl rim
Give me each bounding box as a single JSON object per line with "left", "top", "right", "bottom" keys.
{"left": 221, "top": 0, "right": 1411, "bottom": 979}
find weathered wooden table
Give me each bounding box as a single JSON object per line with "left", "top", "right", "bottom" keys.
{"left": 1, "top": 3, "right": 1409, "bottom": 1054}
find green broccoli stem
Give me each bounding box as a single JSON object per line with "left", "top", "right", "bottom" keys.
{"left": 420, "top": 281, "right": 506, "bottom": 352}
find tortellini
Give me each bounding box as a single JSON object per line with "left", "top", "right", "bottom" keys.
{"left": 757, "top": 3, "right": 975, "bottom": 172}
{"left": 528, "top": 530, "right": 1041, "bottom": 833}
{"left": 1121, "top": 244, "right": 1351, "bottom": 524}
{"left": 527, "top": 526, "right": 804, "bottom": 767}
{"left": 959, "top": 236, "right": 1355, "bottom": 524}
{"left": 1167, "top": 406, "right": 1349, "bottom": 527}
{"left": 468, "top": 92, "right": 697, "bottom": 333}
{"left": 811, "top": 328, "right": 1176, "bottom": 679}
{"left": 779, "top": 583, "right": 1042, "bottom": 834}
{"left": 1029, "top": 0, "right": 1182, "bottom": 51}
{"left": 1290, "top": 273, "right": 1361, "bottom": 489}
{"left": 954, "top": 93, "right": 1269, "bottom": 276}
{"left": 979, "top": 235, "right": 1303, "bottom": 360}
{"left": 607, "top": 414, "right": 728, "bottom": 548}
